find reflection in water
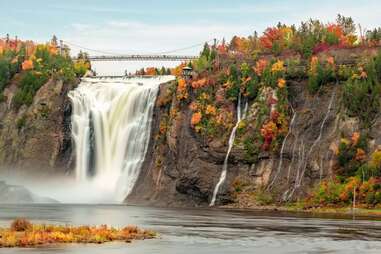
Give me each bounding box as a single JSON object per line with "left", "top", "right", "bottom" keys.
{"left": 1, "top": 204, "right": 381, "bottom": 254}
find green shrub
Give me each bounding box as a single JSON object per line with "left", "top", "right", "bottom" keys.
{"left": 255, "top": 189, "right": 273, "bottom": 205}
{"left": 0, "top": 59, "right": 11, "bottom": 92}
{"left": 374, "top": 50, "right": 381, "bottom": 81}
{"left": 342, "top": 62, "right": 380, "bottom": 126}
{"left": 16, "top": 116, "right": 27, "bottom": 130}
{"left": 13, "top": 72, "right": 48, "bottom": 108}
{"left": 312, "top": 179, "right": 344, "bottom": 205}
{"left": 337, "top": 134, "right": 367, "bottom": 177}
{"left": 243, "top": 134, "right": 262, "bottom": 164}
{"left": 356, "top": 164, "right": 379, "bottom": 181}
{"left": 307, "top": 61, "right": 335, "bottom": 93}
{"left": 285, "top": 58, "right": 305, "bottom": 79}
{"left": 0, "top": 92, "right": 5, "bottom": 103}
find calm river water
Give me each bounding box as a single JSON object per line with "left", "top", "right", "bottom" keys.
{"left": 1, "top": 204, "right": 381, "bottom": 253}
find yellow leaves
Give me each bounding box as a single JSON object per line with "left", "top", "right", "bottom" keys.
{"left": 340, "top": 138, "right": 350, "bottom": 146}
{"left": 199, "top": 92, "right": 209, "bottom": 101}
{"left": 310, "top": 56, "right": 319, "bottom": 73}
{"left": 205, "top": 105, "right": 217, "bottom": 115}
{"left": 0, "top": 219, "right": 155, "bottom": 248}
{"left": 370, "top": 150, "right": 381, "bottom": 168}
{"left": 21, "top": 60, "right": 34, "bottom": 71}
{"left": 277, "top": 78, "right": 286, "bottom": 88}
{"left": 191, "top": 112, "right": 202, "bottom": 126}
{"left": 74, "top": 59, "right": 91, "bottom": 76}
{"left": 271, "top": 60, "right": 285, "bottom": 73}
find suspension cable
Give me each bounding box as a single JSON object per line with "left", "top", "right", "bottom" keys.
{"left": 62, "top": 38, "right": 215, "bottom": 56}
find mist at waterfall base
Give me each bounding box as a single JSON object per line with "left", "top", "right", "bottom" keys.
{"left": 0, "top": 76, "right": 175, "bottom": 204}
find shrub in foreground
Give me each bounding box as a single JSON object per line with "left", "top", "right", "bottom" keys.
{"left": 0, "top": 219, "right": 156, "bottom": 248}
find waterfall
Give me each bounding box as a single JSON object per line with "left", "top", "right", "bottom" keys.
{"left": 68, "top": 76, "right": 174, "bottom": 202}
{"left": 210, "top": 94, "right": 248, "bottom": 206}
{"left": 285, "top": 89, "right": 336, "bottom": 201}
{"left": 267, "top": 108, "right": 297, "bottom": 189}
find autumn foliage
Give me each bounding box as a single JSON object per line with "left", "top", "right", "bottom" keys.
{"left": 0, "top": 219, "right": 156, "bottom": 248}
{"left": 21, "top": 60, "right": 33, "bottom": 70}
{"left": 191, "top": 112, "right": 202, "bottom": 126}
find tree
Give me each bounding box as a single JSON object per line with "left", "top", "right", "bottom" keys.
{"left": 336, "top": 14, "right": 356, "bottom": 36}
{"left": 200, "top": 43, "right": 210, "bottom": 60}
{"left": 51, "top": 35, "right": 58, "bottom": 46}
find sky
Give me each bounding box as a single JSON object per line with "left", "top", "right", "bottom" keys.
{"left": 1, "top": 0, "right": 381, "bottom": 74}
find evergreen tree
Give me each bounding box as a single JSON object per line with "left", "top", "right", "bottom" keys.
{"left": 200, "top": 43, "right": 210, "bottom": 60}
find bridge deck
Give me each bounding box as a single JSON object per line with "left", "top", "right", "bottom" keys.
{"left": 74, "top": 55, "right": 198, "bottom": 61}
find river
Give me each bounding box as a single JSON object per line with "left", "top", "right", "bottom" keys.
{"left": 1, "top": 204, "right": 381, "bottom": 253}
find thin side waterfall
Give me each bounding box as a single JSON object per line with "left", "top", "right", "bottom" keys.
{"left": 267, "top": 108, "right": 297, "bottom": 189}
{"left": 68, "top": 76, "right": 174, "bottom": 203}
{"left": 285, "top": 89, "right": 336, "bottom": 201}
{"left": 210, "top": 94, "right": 248, "bottom": 206}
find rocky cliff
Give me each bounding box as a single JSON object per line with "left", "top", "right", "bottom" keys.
{"left": 0, "top": 75, "right": 76, "bottom": 175}
{"left": 128, "top": 47, "right": 381, "bottom": 207}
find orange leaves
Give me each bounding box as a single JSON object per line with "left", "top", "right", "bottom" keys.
{"left": 351, "top": 132, "right": 360, "bottom": 146}
{"left": 326, "top": 56, "right": 335, "bottom": 66}
{"left": 0, "top": 220, "right": 155, "bottom": 248}
{"left": 309, "top": 56, "right": 319, "bottom": 73}
{"left": 21, "top": 60, "right": 34, "bottom": 71}
{"left": 355, "top": 148, "right": 366, "bottom": 161}
{"left": 189, "top": 102, "right": 199, "bottom": 111}
{"left": 48, "top": 45, "right": 58, "bottom": 55}
{"left": 191, "top": 112, "right": 202, "bottom": 126}
{"left": 327, "top": 24, "right": 345, "bottom": 44}
{"left": 217, "top": 44, "right": 227, "bottom": 54}
{"left": 277, "top": 78, "right": 286, "bottom": 88}
{"left": 191, "top": 78, "right": 208, "bottom": 89}
{"left": 230, "top": 36, "right": 250, "bottom": 53}
{"left": 145, "top": 67, "right": 157, "bottom": 76}
{"left": 260, "top": 27, "right": 282, "bottom": 49}
{"left": 176, "top": 78, "right": 188, "bottom": 100}
{"left": 259, "top": 26, "right": 294, "bottom": 50}
{"left": 260, "top": 120, "right": 277, "bottom": 150}
{"left": 254, "top": 59, "right": 268, "bottom": 76}
{"left": 171, "top": 63, "right": 186, "bottom": 77}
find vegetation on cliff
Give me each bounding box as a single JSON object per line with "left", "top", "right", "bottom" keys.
{"left": 0, "top": 37, "right": 90, "bottom": 108}
{"left": 158, "top": 15, "right": 381, "bottom": 207}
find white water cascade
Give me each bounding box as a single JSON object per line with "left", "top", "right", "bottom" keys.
{"left": 210, "top": 94, "right": 248, "bottom": 206}
{"left": 68, "top": 76, "right": 174, "bottom": 203}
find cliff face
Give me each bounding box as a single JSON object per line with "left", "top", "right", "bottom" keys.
{"left": 128, "top": 48, "right": 381, "bottom": 207}
{"left": 0, "top": 74, "right": 76, "bottom": 175}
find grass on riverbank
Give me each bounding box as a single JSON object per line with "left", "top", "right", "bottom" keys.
{"left": 0, "top": 218, "right": 156, "bottom": 248}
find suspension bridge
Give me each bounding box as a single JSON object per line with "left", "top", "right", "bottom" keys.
{"left": 73, "top": 54, "right": 198, "bottom": 61}
{"left": 64, "top": 40, "right": 208, "bottom": 62}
